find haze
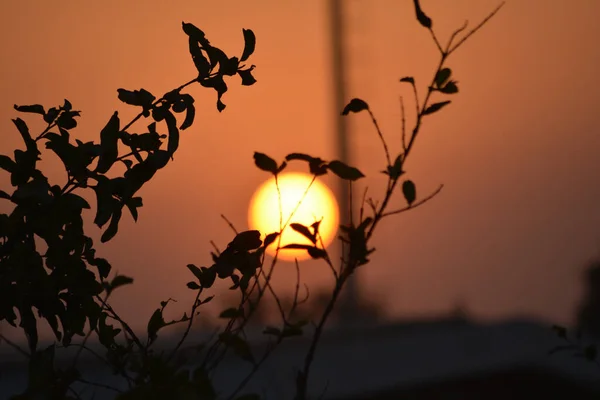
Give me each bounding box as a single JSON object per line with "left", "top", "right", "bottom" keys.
{"left": 1, "top": 0, "right": 599, "bottom": 333}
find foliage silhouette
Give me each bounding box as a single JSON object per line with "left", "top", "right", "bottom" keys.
{"left": 0, "top": 1, "right": 504, "bottom": 399}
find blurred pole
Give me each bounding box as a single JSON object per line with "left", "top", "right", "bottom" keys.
{"left": 329, "top": 0, "right": 359, "bottom": 326}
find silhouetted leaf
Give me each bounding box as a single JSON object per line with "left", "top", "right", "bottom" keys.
{"left": 125, "top": 196, "right": 142, "bottom": 222}
{"left": 199, "top": 267, "right": 216, "bottom": 289}
{"left": 435, "top": 68, "right": 452, "bottom": 87}
{"left": 147, "top": 308, "right": 165, "bottom": 343}
{"left": 231, "top": 230, "right": 262, "bottom": 251}
{"left": 117, "top": 88, "right": 155, "bottom": 112}
{"left": 44, "top": 107, "right": 59, "bottom": 124}
{"left": 0, "top": 155, "right": 16, "bottom": 173}
{"left": 386, "top": 154, "right": 404, "bottom": 179}
{"left": 14, "top": 104, "right": 45, "bottom": 115}
{"left": 399, "top": 76, "right": 415, "bottom": 84}
{"left": 182, "top": 22, "right": 209, "bottom": 46}
{"left": 12, "top": 118, "right": 37, "bottom": 153}
{"left": 263, "top": 232, "right": 279, "bottom": 248}
{"left": 290, "top": 223, "right": 316, "bottom": 244}
{"left": 238, "top": 66, "right": 257, "bottom": 86}
{"left": 188, "top": 37, "right": 211, "bottom": 79}
{"left": 327, "top": 160, "right": 365, "bottom": 181}
{"left": 187, "top": 264, "right": 203, "bottom": 281}
{"left": 341, "top": 98, "right": 369, "bottom": 115}
{"left": 101, "top": 206, "right": 122, "bottom": 243}
{"left": 439, "top": 80, "right": 459, "bottom": 94}
{"left": 178, "top": 94, "right": 196, "bottom": 130}
{"left": 106, "top": 275, "right": 133, "bottom": 296}
{"left": 240, "top": 28, "right": 256, "bottom": 62}
{"left": 423, "top": 100, "right": 451, "bottom": 115}
{"left": 187, "top": 281, "right": 201, "bottom": 290}
{"left": 95, "top": 112, "right": 120, "bottom": 174}
{"left": 91, "top": 258, "right": 111, "bottom": 280}
{"left": 164, "top": 110, "right": 179, "bottom": 158}
{"left": 219, "top": 308, "right": 242, "bottom": 319}
{"left": 413, "top": 0, "right": 432, "bottom": 28}
{"left": 307, "top": 247, "right": 327, "bottom": 260}
{"left": 253, "top": 152, "right": 278, "bottom": 174}
{"left": 402, "top": 180, "right": 416, "bottom": 206}
{"left": 200, "top": 75, "right": 228, "bottom": 112}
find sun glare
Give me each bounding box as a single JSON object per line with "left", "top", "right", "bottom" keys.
{"left": 248, "top": 172, "right": 339, "bottom": 261}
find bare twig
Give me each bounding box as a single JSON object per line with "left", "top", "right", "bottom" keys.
{"left": 0, "top": 332, "right": 30, "bottom": 357}
{"left": 220, "top": 214, "right": 239, "bottom": 235}
{"left": 448, "top": 2, "right": 505, "bottom": 55}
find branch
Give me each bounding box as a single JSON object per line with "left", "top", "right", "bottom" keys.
{"left": 382, "top": 184, "right": 444, "bottom": 217}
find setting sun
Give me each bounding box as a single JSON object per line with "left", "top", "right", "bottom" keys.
{"left": 248, "top": 172, "right": 339, "bottom": 261}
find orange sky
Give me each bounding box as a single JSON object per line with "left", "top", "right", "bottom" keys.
{"left": 1, "top": 0, "right": 599, "bottom": 334}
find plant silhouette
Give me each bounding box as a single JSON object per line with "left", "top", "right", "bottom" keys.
{"left": 0, "top": 2, "right": 504, "bottom": 399}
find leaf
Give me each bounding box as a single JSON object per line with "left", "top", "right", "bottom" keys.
{"left": 399, "top": 76, "right": 415, "bottom": 84}
{"left": 219, "top": 307, "right": 242, "bottom": 319}
{"left": 91, "top": 258, "right": 112, "bottom": 280}
{"left": 182, "top": 22, "right": 210, "bottom": 46}
{"left": 230, "top": 230, "right": 262, "bottom": 251}
{"left": 434, "top": 68, "right": 452, "bottom": 87}
{"left": 164, "top": 110, "right": 180, "bottom": 158}
{"left": 263, "top": 232, "right": 279, "bottom": 248}
{"left": 95, "top": 112, "right": 120, "bottom": 174}
{"left": 199, "top": 267, "right": 216, "bottom": 289}
{"left": 117, "top": 88, "right": 155, "bottom": 112}
{"left": 107, "top": 275, "right": 134, "bottom": 295}
{"left": 327, "top": 160, "right": 365, "bottom": 181}
{"left": 124, "top": 196, "right": 142, "bottom": 222}
{"left": 188, "top": 37, "right": 211, "bottom": 79}
{"left": 386, "top": 154, "right": 404, "bottom": 179}
{"left": 12, "top": 118, "right": 37, "bottom": 153}
{"left": 238, "top": 66, "right": 257, "bottom": 86}
{"left": 147, "top": 308, "right": 165, "bottom": 343}
{"left": 240, "top": 28, "right": 256, "bottom": 62}
{"left": 0, "top": 154, "right": 16, "bottom": 173}
{"left": 253, "top": 152, "right": 278, "bottom": 174}
{"left": 290, "top": 223, "right": 316, "bottom": 244}
{"left": 402, "top": 180, "right": 416, "bottom": 206}
{"left": 101, "top": 206, "right": 122, "bottom": 243}
{"left": 14, "top": 104, "right": 45, "bottom": 115}
{"left": 341, "top": 98, "right": 369, "bottom": 115}
{"left": 200, "top": 75, "right": 228, "bottom": 112}
{"left": 179, "top": 94, "right": 196, "bottom": 130}
{"left": 187, "top": 264, "right": 203, "bottom": 281}
{"left": 422, "top": 100, "right": 451, "bottom": 116}
{"left": 413, "top": 0, "right": 432, "bottom": 29}
{"left": 439, "top": 80, "right": 459, "bottom": 94}
{"left": 307, "top": 247, "right": 328, "bottom": 260}
{"left": 187, "top": 281, "right": 201, "bottom": 290}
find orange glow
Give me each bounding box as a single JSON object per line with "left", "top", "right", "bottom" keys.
{"left": 248, "top": 172, "right": 339, "bottom": 261}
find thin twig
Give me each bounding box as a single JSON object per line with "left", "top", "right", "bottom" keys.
{"left": 220, "top": 214, "right": 239, "bottom": 235}
{"left": 448, "top": 2, "right": 505, "bottom": 55}
{"left": 399, "top": 96, "right": 407, "bottom": 152}
{"left": 382, "top": 184, "right": 444, "bottom": 217}
{"left": 367, "top": 110, "right": 391, "bottom": 167}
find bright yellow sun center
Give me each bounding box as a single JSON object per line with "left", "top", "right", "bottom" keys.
{"left": 248, "top": 172, "right": 339, "bottom": 261}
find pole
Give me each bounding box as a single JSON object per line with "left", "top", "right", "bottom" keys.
{"left": 329, "top": 0, "right": 359, "bottom": 326}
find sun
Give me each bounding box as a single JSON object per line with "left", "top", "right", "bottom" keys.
{"left": 248, "top": 172, "right": 339, "bottom": 261}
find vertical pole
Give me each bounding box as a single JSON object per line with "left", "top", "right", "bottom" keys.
{"left": 329, "top": 0, "right": 358, "bottom": 326}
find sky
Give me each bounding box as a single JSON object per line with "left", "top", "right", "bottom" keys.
{"left": 0, "top": 0, "right": 599, "bottom": 335}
